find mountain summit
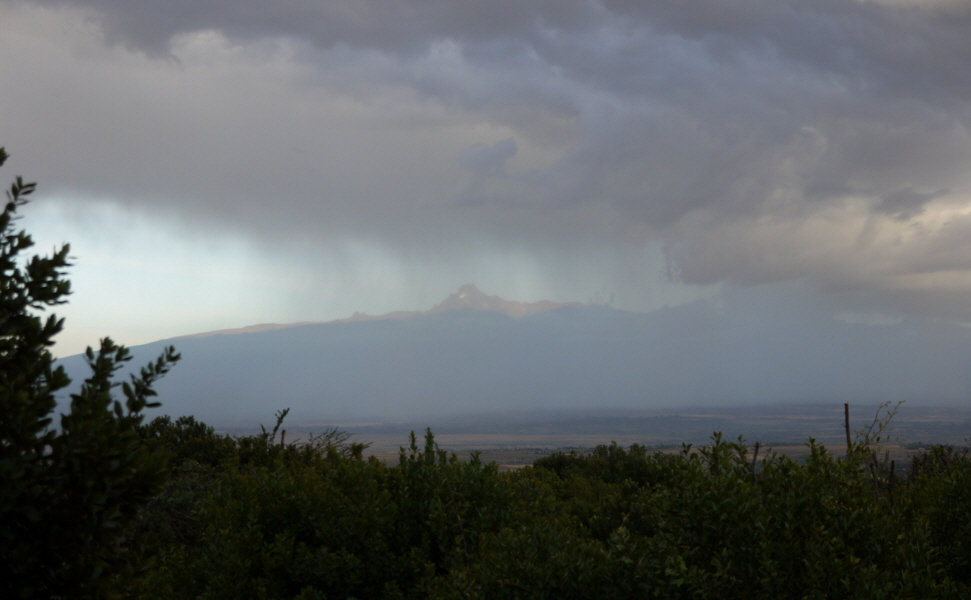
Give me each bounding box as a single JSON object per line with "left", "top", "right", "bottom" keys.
{"left": 429, "top": 284, "right": 571, "bottom": 318}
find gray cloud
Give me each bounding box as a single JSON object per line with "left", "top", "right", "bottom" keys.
{"left": 877, "top": 186, "right": 949, "bottom": 220}
{"left": 5, "top": 0, "right": 971, "bottom": 323}
{"left": 457, "top": 137, "right": 517, "bottom": 205}
{"left": 459, "top": 138, "right": 517, "bottom": 174}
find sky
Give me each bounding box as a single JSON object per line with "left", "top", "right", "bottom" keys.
{"left": 1, "top": 0, "right": 969, "bottom": 358}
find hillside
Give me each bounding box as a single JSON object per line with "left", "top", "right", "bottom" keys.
{"left": 56, "top": 285, "right": 970, "bottom": 428}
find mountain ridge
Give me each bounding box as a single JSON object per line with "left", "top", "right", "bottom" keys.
{"left": 175, "top": 284, "right": 580, "bottom": 340}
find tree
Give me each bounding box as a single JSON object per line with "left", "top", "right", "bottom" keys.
{"left": 0, "top": 148, "right": 180, "bottom": 599}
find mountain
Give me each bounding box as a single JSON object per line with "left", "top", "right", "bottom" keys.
{"left": 428, "top": 284, "right": 577, "bottom": 317}
{"left": 55, "top": 285, "right": 971, "bottom": 428}
{"left": 175, "top": 284, "right": 574, "bottom": 340}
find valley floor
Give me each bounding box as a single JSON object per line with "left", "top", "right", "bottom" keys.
{"left": 238, "top": 403, "right": 970, "bottom": 471}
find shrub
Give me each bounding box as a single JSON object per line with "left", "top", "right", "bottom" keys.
{"left": 0, "top": 148, "right": 179, "bottom": 599}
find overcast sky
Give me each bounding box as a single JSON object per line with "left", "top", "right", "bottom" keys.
{"left": 1, "top": 0, "right": 969, "bottom": 357}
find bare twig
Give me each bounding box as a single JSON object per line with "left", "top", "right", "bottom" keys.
{"left": 845, "top": 402, "right": 852, "bottom": 455}
{"left": 888, "top": 459, "right": 895, "bottom": 510}
{"left": 751, "top": 441, "right": 761, "bottom": 485}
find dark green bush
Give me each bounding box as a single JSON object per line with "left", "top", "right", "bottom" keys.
{"left": 137, "top": 415, "right": 237, "bottom": 469}
{"left": 903, "top": 445, "right": 971, "bottom": 585}
{"left": 0, "top": 149, "right": 179, "bottom": 599}
{"left": 129, "top": 422, "right": 971, "bottom": 600}
{"left": 534, "top": 441, "right": 677, "bottom": 488}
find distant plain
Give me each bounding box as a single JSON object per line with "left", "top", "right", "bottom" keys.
{"left": 226, "top": 403, "right": 970, "bottom": 470}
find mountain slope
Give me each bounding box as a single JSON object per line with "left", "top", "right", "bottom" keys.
{"left": 56, "top": 286, "right": 971, "bottom": 427}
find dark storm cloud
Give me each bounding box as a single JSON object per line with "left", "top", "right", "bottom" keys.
{"left": 55, "top": 0, "right": 971, "bottom": 106}
{"left": 613, "top": 0, "right": 971, "bottom": 97}
{"left": 28, "top": 0, "right": 971, "bottom": 206}
{"left": 9, "top": 0, "right": 971, "bottom": 321}
{"left": 36, "top": 0, "right": 599, "bottom": 56}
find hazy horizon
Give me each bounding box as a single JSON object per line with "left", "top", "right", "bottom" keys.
{"left": 55, "top": 284, "right": 969, "bottom": 432}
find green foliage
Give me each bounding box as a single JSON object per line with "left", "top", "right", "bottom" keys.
{"left": 213, "top": 408, "right": 371, "bottom": 469}
{"left": 138, "top": 429, "right": 517, "bottom": 600}
{"left": 128, "top": 409, "right": 374, "bottom": 574}
{"left": 0, "top": 149, "right": 180, "bottom": 599}
{"left": 391, "top": 430, "right": 514, "bottom": 579}
{"left": 534, "top": 441, "right": 677, "bottom": 488}
{"left": 137, "top": 414, "right": 237, "bottom": 469}
{"left": 142, "top": 450, "right": 399, "bottom": 600}
{"left": 135, "top": 408, "right": 370, "bottom": 475}
{"left": 131, "top": 417, "right": 971, "bottom": 600}
{"left": 903, "top": 445, "right": 971, "bottom": 585}
{"left": 644, "top": 437, "right": 912, "bottom": 598}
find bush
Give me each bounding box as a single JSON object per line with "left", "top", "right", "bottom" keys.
{"left": 904, "top": 445, "right": 971, "bottom": 585}
{"left": 128, "top": 420, "right": 971, "bottom": 599}
{"left": 0, "top": 148, "right": 179, "bottom": 599}
{"left": 137, "top": 415, "right": 237, "bottom": 469}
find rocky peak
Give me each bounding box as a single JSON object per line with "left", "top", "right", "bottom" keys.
{"left": 429, "top": 284, "right": 569, "bottom": 318}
